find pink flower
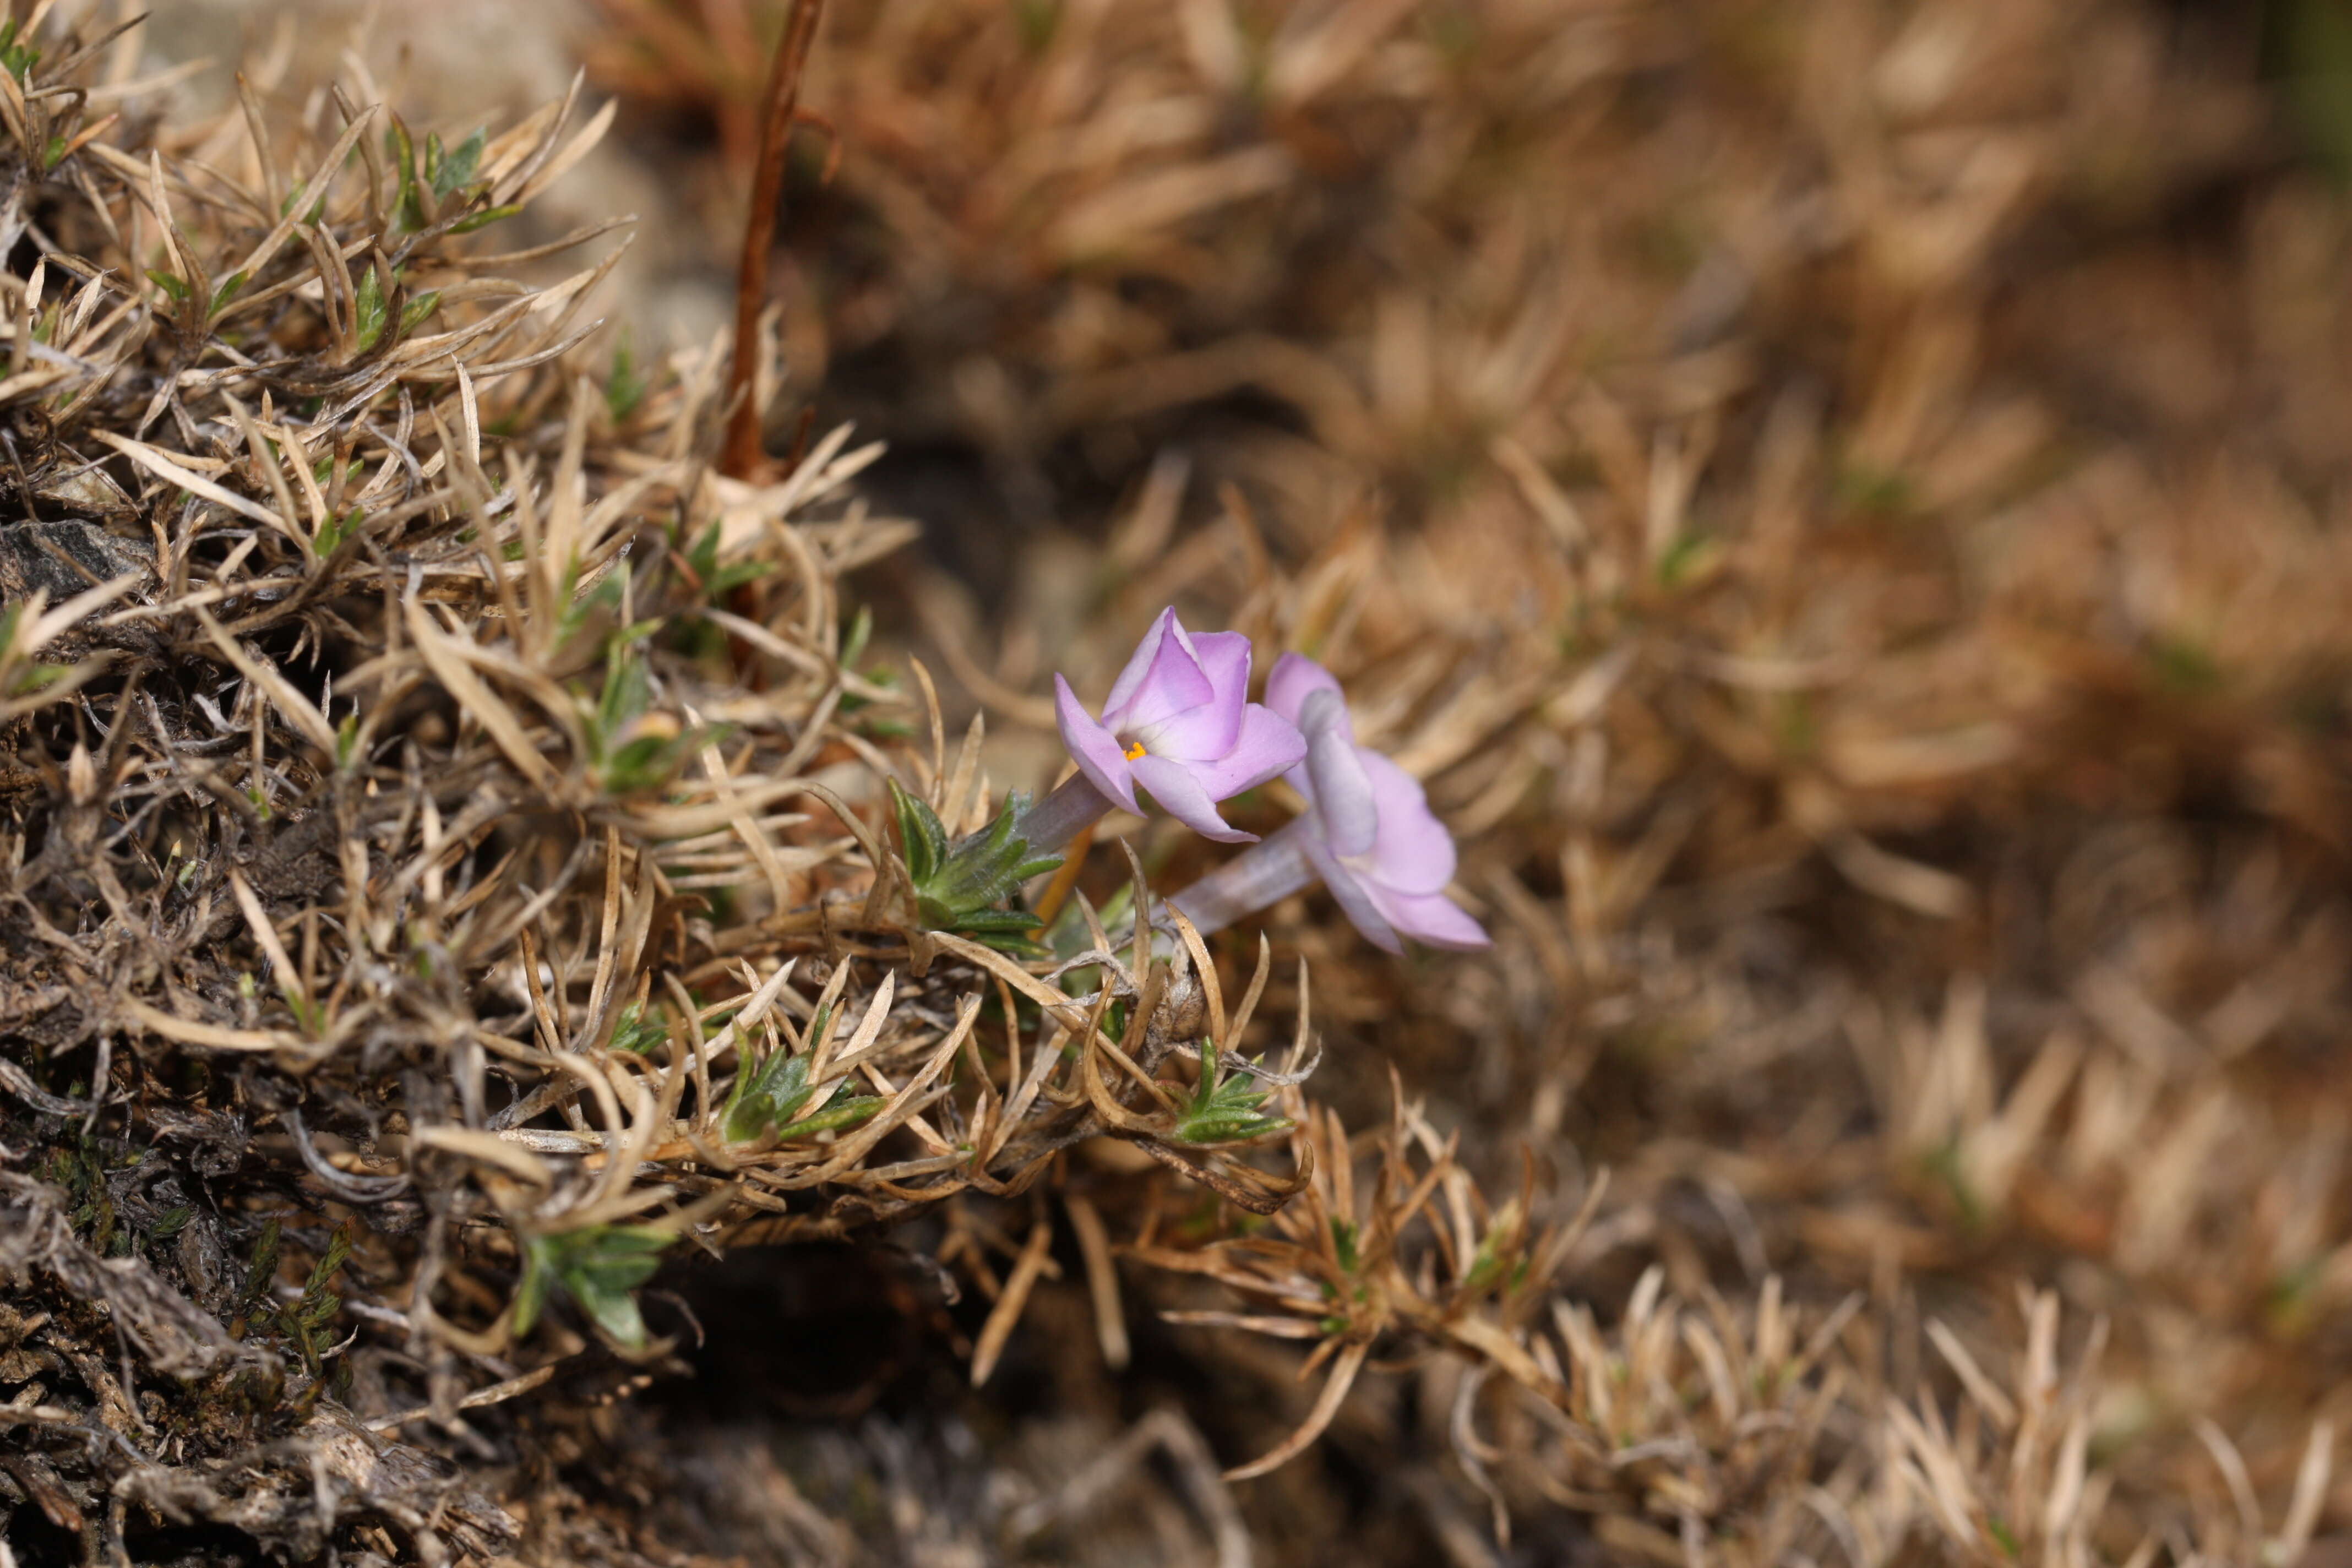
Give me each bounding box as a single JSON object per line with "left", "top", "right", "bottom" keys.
{"left": 1054, "top": 609, "right": 1304, "bottom": 843}
{"left": 1262, "top": 654, "right": 1489, "bottom": 954}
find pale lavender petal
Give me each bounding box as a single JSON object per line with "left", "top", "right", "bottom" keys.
{"left": 1147, "top": 629, "right": 1251, "bottom": 759}
{"left": 1105, "top": 611, "right": 1213, "bottom": 737}
{"left": 1101, "top": 607, "right": 1175, "bottom": 719}
{"left": 1300, "top": 700, "right": 1376, "bottom": 857}
{"left": 1299, "top": 827, "right": 1402, "bottom": 954}
{"left": 1365, "top": 885, "right": 1490, "bottom": 951}
{"left": 1130, "top": 753, "right": 1255, "bottom": 843}
{"left": 1360, "top": 750, "right": 1455, "bottom": 894}
{"left": 1265, "top": 652, "right": 1347, "bottom": 736}
{"left": 1054, "top": 674, "right": 1140, "bottom": 814}
{"left": 1175, "top": 704, "right": 1305, "bottom": 800}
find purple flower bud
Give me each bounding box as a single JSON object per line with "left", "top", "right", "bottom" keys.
{"left": 1054, "top": 608, "right": 1306, "bottom": 843}
{"left": 1263, "top": 653, "right": 1489, "bottom": 954}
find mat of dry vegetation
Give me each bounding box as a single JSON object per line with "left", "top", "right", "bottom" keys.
{"left": 4, "top": 1, "right": 2352, "bottom": 1564}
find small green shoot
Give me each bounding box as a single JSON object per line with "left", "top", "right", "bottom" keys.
{"left": 721, "top": 1033, "right": 883, "bottom": 1145}
{"left": 890, "top": 781, "right": 1060, "bottom": 948}
{"left": 1173, "top": 1054, "right": 1294, "bottom": 1146}
{"left": 351, "top": 264, "right": 389, "bottom": 352}
{"left": 606, "top": 998, "right": 670, "bottom": 1055}
{"left": 513, "top": 1224, "right": 672, "bottom": 1349}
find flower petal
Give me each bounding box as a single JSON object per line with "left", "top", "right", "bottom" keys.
{"left": 1364, "top": 885, "right": 1490, "bottom": 951}
{"left": 1300, "top": 826, "right": 1401, "bottom": 954}
{"left": 1055, "top": 673, "right": 1140, "bottom": 814}
{"left": 1145, "top": 629, "right": 1251, "bottom": 758}
{"left": 1101, "top": 607, "right": 1173, "bottom": 719}
{"left": 1364, "top": 889, "right": 1486, "bottom": 950}
{"left": 1130, "top": 753, "right": 1255, "bottom": 843}
{"left": 1360, "top": 750, "right": 1456, "bottom": 894}
{"left": 1299, "top": 698, "right": 1376, "bottom": 857}
{"left": 1103, "top": 608, "right": 1212, "bottom": 736}
{"left": 1265, "top": 652, "right": 1347, "bottom": 736}
{"left": 1173, "top": 703, "right": 1305, "bottom": 801}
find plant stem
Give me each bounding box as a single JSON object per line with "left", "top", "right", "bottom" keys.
{"left": 722, "top": 0, "right": 825, "bottom": 481}
{"left": 1011, "top": 769, "right": 1117, "bottom": 856}
{"left": 1164, "top": 821, "right": 1317, "bottom": 938}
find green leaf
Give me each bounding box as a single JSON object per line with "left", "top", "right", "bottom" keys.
{"left": 385, "top": 118, "right": 418, "bottom": 228}
{"left": 208, "top": 270, "right": 249, "bottom": 317}
{"left": 1173, "top": 1058, "right": 1294, "bottom": 1146}
{"left": 1461, "top": 1210, "right": 1517, "bottom": 1294}
{"left": 512, "top": 1245, "right": 552, "bottom": 1338}
{"left": 145, "top": 269, "right": 189, "bottom": 303}
{"left": 889, "top": 778, "right": 948, "bottom": 884}
{"left": 1, "top": 19, "right": 40, "bottom": 83}
{"left": 578, "top": 1277, "right": 649, "bottom": 1345}
{"left": 399, "top": 290, "right": 443, "bottom": 336}
{"left": 1330, "top": 1218, "right": 1360, "bottom": 1273}
{"left": 315, "top": 505, "right": 363, "bottom": 557}
{"left": 450, "top": 202, "right": 523, "bottom": 234}
{"left": 947, "top": 908, "right": 1053, "bottom": 935}
{"left": 606, "top": 999, "right": 669, "bottom": 1055}
{"left": 335, "top": 712, "right": 361, "bottom": 770}
{"left": 723, "top": 1047, "right": 817, "bottom": 1144}
{"left": 705, "top": 559, "right": 773, "bottom": 597}
{"left": 433, "top": 127, "right": 486, "bottom": 198}
{"left": 280, "top": 179, "right": 327, "bottom": 224}
{"left": 840, "top": 603, "right": 873, "bottom": 668}
{"left": 605, "top": 334, "right": 649, "bottom": 420}
{"left": 351, "top": 264, "right": 389, "bottom": 352}
{"left": 4, "top": 661, "right": 70, "bottom": 699}
{"left": 899, "top": 789, "right": 1060, "bottom": 940}
{"left": 515, "top": 1226, "right": 671, "bottom": 1349}
{"left": 304, "top": 1222, "right": 352, "bottom": 1302}
{"left": 778, "top": 1095, "right": 884, "bottom": 1140}
{"left": 238, "top": 1218, "right": 282, "bottom": 1310}
{"left": 597, "top": 642, "right": 652, "bottom": 739}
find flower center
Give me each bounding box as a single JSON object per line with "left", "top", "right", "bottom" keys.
{"left": 1123, "top": 740, "right": 1148, "bottom": 761}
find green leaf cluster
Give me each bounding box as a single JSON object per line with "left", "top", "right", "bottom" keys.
{"left": 890, "top": 780, "right": 1060, "bottom": 949}
{"left": 720, "top": 1024, "right": 884, "bottom": 1145}
{"left": 606, "top": 998, "right": 670, "bottom": 1055}
{"left": 347, "top": 265, "right": 438, "bottom": 356}
{"left": 514, "top": 1225, "right": 671, "bottom": 1349}
{"left": 605, "top": 334, "right": 649, "bottom": 421}
{"left": 584, "top": 639, "right": 718, "bottom": 797}
{"left": 0, "top": 19, "right": 40, "bottom": 82}
{"left": 683, "top": 517, "right": 773, "bottom": 601}
{"left": 1172, "top": 1057, "right": 1294, "bottom": 1146}
{"left": 279, "top": 1221, "right": 353, "bottom": 1375}
{"left": 389, "top": 121, "right": 484, "bottom": 231}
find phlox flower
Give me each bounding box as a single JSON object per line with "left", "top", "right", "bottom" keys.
{"left": 1052, "top": 608, "right": 1304, "bottom": 844}
{"left": 1168, "top": 654, "right": 1487, "bottom": 954}
{"left": 1266, "top": 654, "right": 1488, "bottom": 952}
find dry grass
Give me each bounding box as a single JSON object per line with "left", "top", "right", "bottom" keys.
{"left": 5, "top": 0, "right": 2352, "bottom": 1563}
{"left": 0, "top": 3, "right": 1324, "bottom": 1560}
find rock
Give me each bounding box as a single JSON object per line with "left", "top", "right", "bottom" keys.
{"left": 0, "top": 518, "right": 154, "bottom": 609}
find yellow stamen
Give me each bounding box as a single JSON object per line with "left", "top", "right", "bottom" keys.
{"left": 1123, "top": 740, "right": 1147, "bottom": 760}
